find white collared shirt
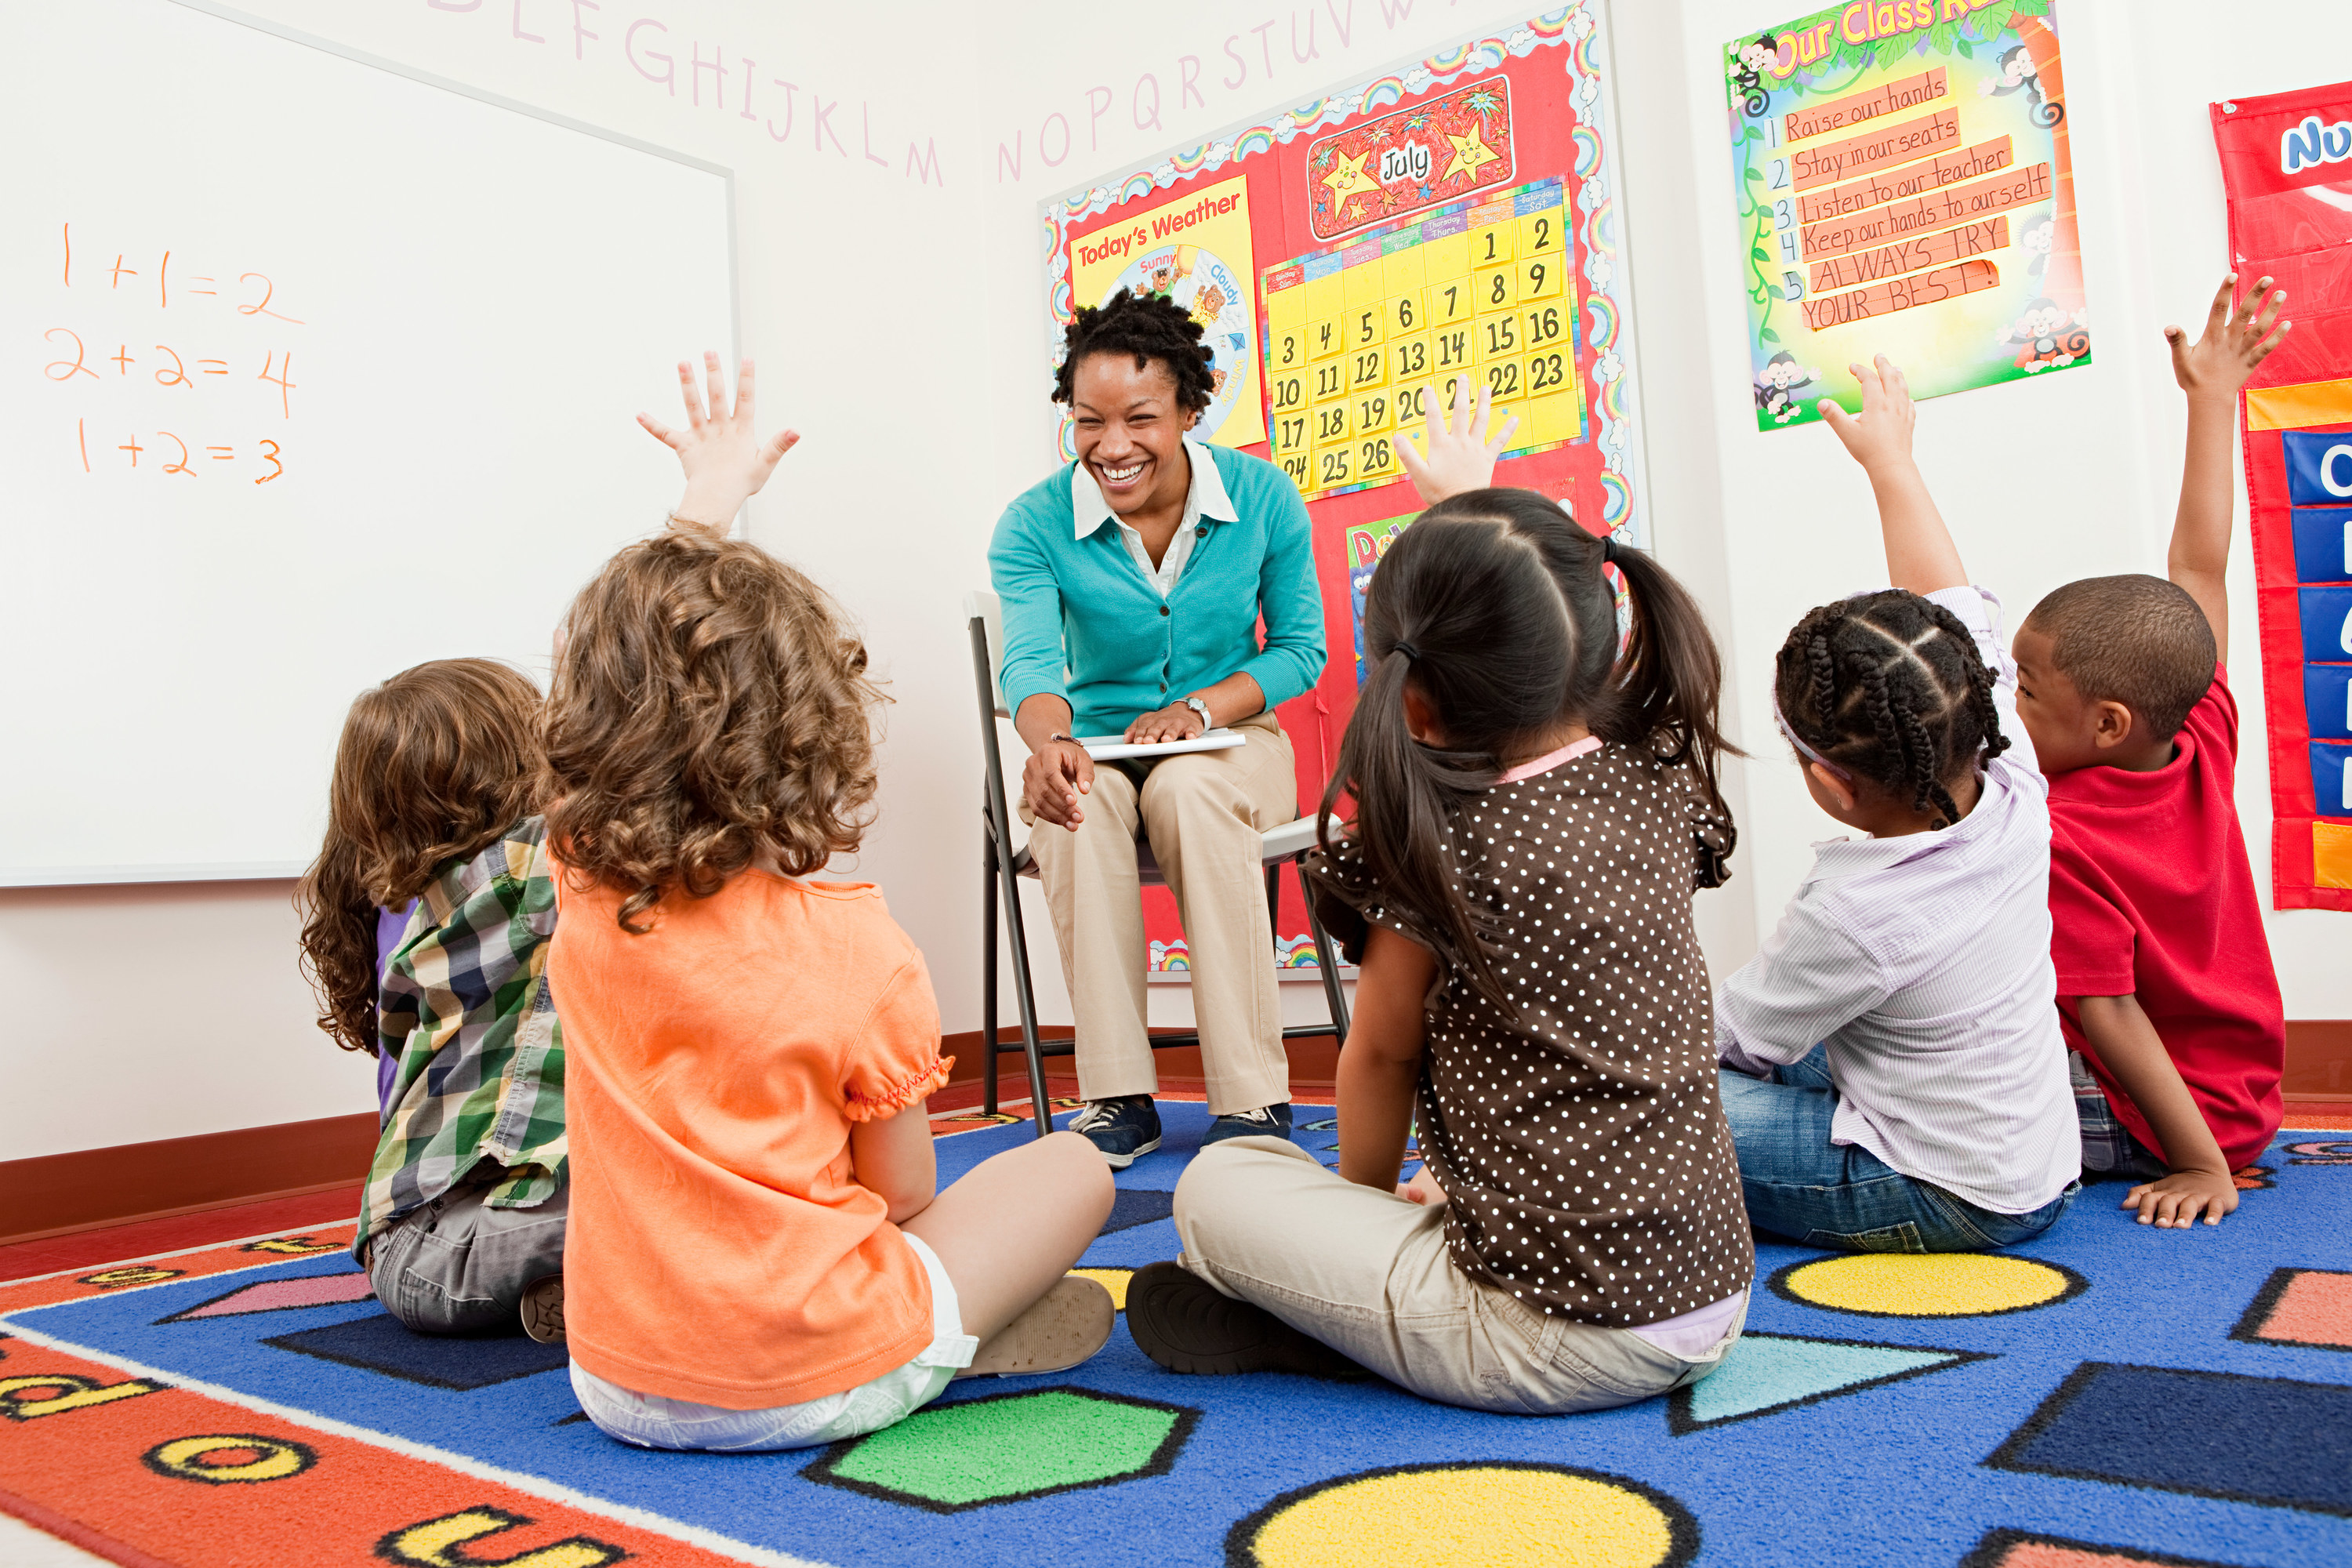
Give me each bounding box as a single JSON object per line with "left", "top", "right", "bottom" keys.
{"left": 1070, "top": 436, "right": 1238, "bottom": 598}
{"left": 1715, "top": 585, "right": 2079, "bottom": 1215}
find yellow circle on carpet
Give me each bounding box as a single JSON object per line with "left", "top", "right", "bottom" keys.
{"left": 146, "top": 1436, "right": 313, "bottom": 1483}
{"left": 1777, "top": 1253, "right": 2078, "bottom": 1316}
{"left": 1243, "top": 1465, "right": 1685, "bottom": 1568}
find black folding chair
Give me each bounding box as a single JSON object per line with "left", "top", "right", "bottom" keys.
{"left": 967, "top": 590, "right": 1352, "bottom": 1135}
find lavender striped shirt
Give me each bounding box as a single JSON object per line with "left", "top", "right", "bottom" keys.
{"left": 1716, "top": 586, "right": 2079, "bottom": 1214}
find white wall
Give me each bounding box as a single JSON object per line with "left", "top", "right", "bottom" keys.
{"left": 7, "top": 0, "right": 2346, "bottom": 1163}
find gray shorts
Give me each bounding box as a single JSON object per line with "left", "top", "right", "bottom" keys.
{"left": 365, "top": 1169, "right": 568, "bottom": 1336}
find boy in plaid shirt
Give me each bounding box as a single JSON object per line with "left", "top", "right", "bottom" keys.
{"left": 298, "top": 660, "right": 569, "bottom": 1341}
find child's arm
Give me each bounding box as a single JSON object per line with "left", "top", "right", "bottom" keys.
{"left": 1335, "top": 927, "right": 1437, "bottom": 1197}
{"left": 2075, "top": 993, "right": 2240, "bottom": 1228}
{"left": 2164, "top": 274, "right": 2290, "bottom": 655}
{"left": 638, "top": 351, "right": 802, "bottom": 532}
{"left": 849, "top": 1104, "right": 939, "bottom": 1227}
{"left": 1817, "top": 355, "right": 1966, "bottom": 596}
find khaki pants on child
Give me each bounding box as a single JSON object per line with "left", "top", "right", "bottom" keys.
{"left": 366, "top": 1168, "right": 568, "bottom": 1336}
{"left": 1021, "top": 711, "right": 1297, "bottom": 1116}
{"left": 1173, "top": 1138, "right": 1743, "bottom": 1415}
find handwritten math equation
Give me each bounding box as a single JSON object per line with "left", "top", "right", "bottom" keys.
{"left": 39, "top": 223, "right": 307, "bottom": 483}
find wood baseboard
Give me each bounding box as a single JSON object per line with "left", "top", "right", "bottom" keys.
{"left": 2285, "top": 1019, "right": 2352, "bottom": 1101}
{"left": 13, "top": 1018, "right": 2336, "bottom": 1247}
{"left": 941, "top": 1028, "right": 1341, "bottom": 1096}
{"left": 0, "top": 1112, "right": 377, "bottom": 1248}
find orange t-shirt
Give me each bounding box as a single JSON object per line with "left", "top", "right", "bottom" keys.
{"left": 549, "top": 866, "right": 953, "bottom": 1409}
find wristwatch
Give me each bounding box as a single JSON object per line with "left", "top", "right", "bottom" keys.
{"left": 1181, "top": 697, "right": 1212, "bottom": 734}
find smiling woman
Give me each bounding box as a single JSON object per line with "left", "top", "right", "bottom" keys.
{"left": 988, "top": 290, "right": 1517, "bottom": 1164}
{"left": 987, "top": 289, "right": 1326, "bottom": 1162}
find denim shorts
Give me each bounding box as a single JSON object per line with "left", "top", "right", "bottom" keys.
{"left": 569, "top": 1233, "right": 977, "bottom": 1453}
{"left": 1718, "top": 1049, "right": 2076, "bottom": 1253}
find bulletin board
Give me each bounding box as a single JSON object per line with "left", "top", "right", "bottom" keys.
{"left": 2212, "top": 79, "right": 2352, "bottom": 911}
{"left": 1722, "top": 0, "right": 2087, "bottom": 431}
{"left": 1037, "top": 3, "right": 1648, "bottom": 974}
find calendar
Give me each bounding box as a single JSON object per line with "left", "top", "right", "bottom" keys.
{"left": 1262, "top": 179, "right": 1585, "bottom": 503}
{"left": 1038, "top": 4, "right": 1646, "bottom": 972}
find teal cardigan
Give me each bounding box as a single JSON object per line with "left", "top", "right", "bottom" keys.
{"left": 987, "top": 445, "right": 1326, "bottom": 738}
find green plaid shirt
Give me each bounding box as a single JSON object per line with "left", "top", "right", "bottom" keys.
{"left": 356, "top": 817, "right": 566, "bottom": 1256}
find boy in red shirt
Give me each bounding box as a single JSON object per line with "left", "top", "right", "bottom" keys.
{"left": 2014, "top": 275, "right": 2291, "bottom": 1230}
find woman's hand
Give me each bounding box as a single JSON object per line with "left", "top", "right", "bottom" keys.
{"left": 638, "top": 351, "right": 801, "bottom": 530}
{"left": 1396, "top": 377, "right": 1520, "bottom": 505}
{"left": 1123, "top": 702, "right": 1205, "bottom": 745}
{"left": 1022, "top": 739, "right": 1094, "bottom": 832}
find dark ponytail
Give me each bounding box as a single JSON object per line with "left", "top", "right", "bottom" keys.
{"left": 1318, "top": 489, "right": 1738, "bottom": 1010}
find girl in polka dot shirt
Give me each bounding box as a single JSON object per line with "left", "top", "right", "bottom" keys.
{"left": 1129, "top": 489, "right": 1755, "bottom": 1414}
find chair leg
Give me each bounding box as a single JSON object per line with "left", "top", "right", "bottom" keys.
{"left": 982, "top": 834, "right": 1000, "bottom": 1118}
{"left": 1298, "top": 854, "right": 1351, "bottom": 1044}
{"left": 997, "top": 855, "right": 1054, "bottom": 1141}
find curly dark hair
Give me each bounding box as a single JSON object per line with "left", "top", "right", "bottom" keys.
{"left": 1052, "top": 287, "right": 1217, "bottom": 413}
{"left": 1774, "top": 590, "right": 2009, "bottom": 829}
{"left": 542, "top": 532, "right": 888, "bottom": 934}
{"left": 296, "top": 659, "right": 544, "bottom": 1054}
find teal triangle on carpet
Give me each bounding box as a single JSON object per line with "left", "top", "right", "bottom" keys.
{"left": 1676, "top": 1333, "right": 1980, "bottom": 1431}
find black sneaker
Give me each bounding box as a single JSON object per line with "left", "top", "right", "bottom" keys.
{"left": 1069, "top": 1095, "right": 1161, "bottom": 1168}
{"left": 1200, "top": 1102, "right": 1294, "bottom": 1150}
{"left": 1124, "top": 1261, "right": 1366, "bottom": 1380}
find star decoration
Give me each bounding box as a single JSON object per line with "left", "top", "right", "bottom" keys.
{"left": 1442, "top": 125, "right": 1499, "bottom": 185}
{"left": 1321, "top": 147, "right": 1373, "bottom": 206}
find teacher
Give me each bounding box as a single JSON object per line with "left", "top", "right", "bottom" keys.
{"left": 989, "top": 287, "right": 1514, "bottom": 1167}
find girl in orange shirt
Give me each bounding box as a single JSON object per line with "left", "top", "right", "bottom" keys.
{"left": 545, "top": 355, "right": 1115, "bottom": 1451}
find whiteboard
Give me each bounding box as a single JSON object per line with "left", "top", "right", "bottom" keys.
{"left": 0, "top": 0, "right": 735, "bottom": 885}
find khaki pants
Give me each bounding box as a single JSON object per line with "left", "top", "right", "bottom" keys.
{"left": 1173, "top": 1138, "right": 1744, "bottom": 1415}
{"left": 1022, "top": 711, "right": 1295, "bottom": 1116}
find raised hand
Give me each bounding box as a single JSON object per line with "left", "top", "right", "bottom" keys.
{"left": 638, "top": 350, "right": 801, "bottom": 530}
{"left": 2166, "top": 274, "right": 2289, "bottom": 401}
{"left": 1396, "top": 377, "right": 1520, "bottom": 505}
{"left": 1818, "top": 354, "right": 1918, "bottom": 475}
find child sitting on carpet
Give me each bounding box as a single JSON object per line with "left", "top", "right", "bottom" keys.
{"left": 546, "top": 354, "right": 1116, "bottom": 1453}
{"left": 1129, "top": 486, "right": 1755, "bottom": 1414}
{"left": 297, "top": 658, "right": 570, "bottom": 1341}
{"left": 2021, "top": 276, "right": 2290, "bottom": 1228}
{"left": 1712, "top": 356, "right": 2078, "bottom": 1254}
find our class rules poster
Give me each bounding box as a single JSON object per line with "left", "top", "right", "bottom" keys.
{"left": 1725, "top": 0, "right": 2086, "bottom": 431}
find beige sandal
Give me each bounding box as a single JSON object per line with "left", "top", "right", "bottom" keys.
{"left": 953, "top": 1276, "right": 1115, "bottom": 1379}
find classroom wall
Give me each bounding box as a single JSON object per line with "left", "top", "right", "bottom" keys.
{"left": 5, "top": 0, "right": 2346, "bottom": 1163}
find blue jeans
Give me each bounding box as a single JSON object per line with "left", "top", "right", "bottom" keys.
{"left": 1717, "top": 1047, "right": 2075, "bottom": 1253}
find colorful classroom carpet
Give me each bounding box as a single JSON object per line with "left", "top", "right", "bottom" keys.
{"left": 4, "top": 1110, "right": 2350, "bottom": 1568}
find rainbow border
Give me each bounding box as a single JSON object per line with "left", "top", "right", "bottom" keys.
{"left": 1037, "top": 4, "right": 1644, "bottom": 546}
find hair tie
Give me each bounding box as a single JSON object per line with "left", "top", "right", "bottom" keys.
{"left": 1393, "top": 640, "right": 1422, "bottom": 663}
{"left": 1599, "top": 533, "right": 1624, "bottom": 566}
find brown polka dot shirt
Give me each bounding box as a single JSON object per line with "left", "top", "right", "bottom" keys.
{"left": 1306, "top": 739, "right": 1755, "bottom": 1330}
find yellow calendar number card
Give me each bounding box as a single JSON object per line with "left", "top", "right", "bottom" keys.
{"left": 1261, "top": 181, "right": 1577, "bottom": 503}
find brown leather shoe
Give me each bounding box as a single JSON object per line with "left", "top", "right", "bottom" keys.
{"left": 953, "top": 1276, "right": 1114, "bottom": 1379}
{"left": 520, "top": 1274, "right": 566, "bottom": 1345}
{"left": 1123, "top": 1261, "right": 1366, "bottom": 1379}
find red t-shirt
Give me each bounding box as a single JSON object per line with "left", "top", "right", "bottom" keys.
{"left": 2048, "top": 669, "right": 2285, "bottom": 1171}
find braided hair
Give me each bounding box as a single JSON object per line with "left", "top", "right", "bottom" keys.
{"left": 1775, "top": 590, "right": 2009, "bottom": 829}
{"left": 1052, "top": 288, "right": 1217, "bottom": 414}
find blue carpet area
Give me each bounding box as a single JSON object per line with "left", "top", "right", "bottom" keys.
{"left": 9, "top": 1107, "right": 2350, "bottom": 1567}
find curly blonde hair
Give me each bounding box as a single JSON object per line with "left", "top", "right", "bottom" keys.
{"left": 296, "top": 659, "right": 544, "bottom": 1053}
{"left": 543, "top": 531, "right": 886, "bottom": 933}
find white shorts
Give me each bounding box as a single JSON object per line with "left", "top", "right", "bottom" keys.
{"left": 568, "top": 1232, "right": 978, "bottom": 1453}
